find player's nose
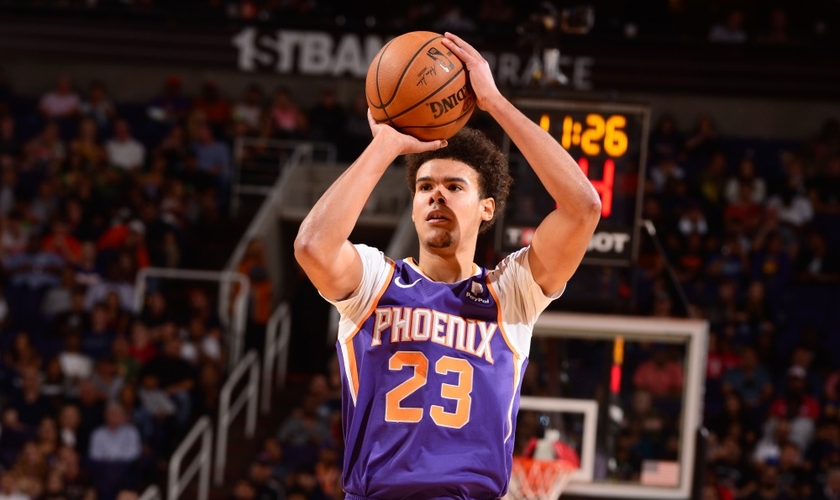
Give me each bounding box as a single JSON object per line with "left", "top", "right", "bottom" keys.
{"left": 428, "top": 187, "right": 446, "bottom": 205}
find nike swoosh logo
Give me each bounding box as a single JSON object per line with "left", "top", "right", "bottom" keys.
{"left": 394, "top": 277, "right": 421, "bottom": 289}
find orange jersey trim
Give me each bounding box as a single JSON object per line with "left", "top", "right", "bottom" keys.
{"left": 343, "top": 259, "right": 396, "bottom": 402}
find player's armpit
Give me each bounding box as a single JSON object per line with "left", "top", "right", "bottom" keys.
{"left": 528, "top": 205, "right": 600, "bottom": 297}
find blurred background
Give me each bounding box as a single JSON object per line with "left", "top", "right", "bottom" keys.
{"left": 0, "top": 1, "right": 838, "bottom": 500}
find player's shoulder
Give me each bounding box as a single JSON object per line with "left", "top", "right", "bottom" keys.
{"left": 487, "top": 246, "right": 531, "bottom": 279}
{"left": 353, "top": 243, "right": 394, "bottom": 268}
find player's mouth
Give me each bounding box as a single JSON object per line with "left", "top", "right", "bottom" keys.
{"left": 426, "top": 210, "right": 450, "bottom": 224}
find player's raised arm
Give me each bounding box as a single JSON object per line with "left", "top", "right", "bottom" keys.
{"left": 294, "top": 112, "right": 447, "bottom": 301}
{"left": 442, "top": 32, "right": 602, "bottom": 296}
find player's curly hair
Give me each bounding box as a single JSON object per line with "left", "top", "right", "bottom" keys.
{"left": 404, "top": 127, "right": 512, "bottom": 234}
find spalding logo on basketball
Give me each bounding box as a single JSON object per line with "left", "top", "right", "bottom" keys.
{"left": 366, "top": 31, "right": 475, "bottom": 141}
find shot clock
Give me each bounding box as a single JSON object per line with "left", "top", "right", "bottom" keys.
{"left": 497, "top": 99, "right": 650, "bottom": 266}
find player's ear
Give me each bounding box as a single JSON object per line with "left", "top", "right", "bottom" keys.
{"left": 480, "top": 197, "right": 495, "bottom": 222}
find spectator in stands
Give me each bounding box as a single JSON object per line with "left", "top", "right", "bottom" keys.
{"left": 52, "top": 286, "right": 91, "bottom": 340}
{"left": 742, "top": 465, "right": 787, "bottom": 500}
{"left": 277, "top": 392, "right": 331, "bottom": 469}
{"left": 58, "top": 333, "right": 93, "bottom": 388}
{"left": 237, "top": 238, "right": 272, "bottom": 351}
{"left": 91, "top": 357, "right": 124, "bottom": 402}
{"left": 181, "top": 314, "right": 223, "bottom": 367}
{"left": 81, "top": 304, "right": 116, "bottom": 361}
{"left": 10, "top": 366, "right": 52, "bottom": 430}
{"left": 432, "top": 2, "right": 477, "bottom": 32}
{"left": 4, "top": 332, "right": 41, "bottom": 375}
{"left": 58, "top": 404, "right": 82, "bottom": 452}
{"left": 725, "top": 156, "right": 767, "bottom": 205}
{"left": 766, "top": 366, "right": 820, "bottom": 451}
{"left": 0, "top": 114, "right": 21, "bottom": 160}
{"left": 126, "top": 321, "right": 155, "bottom": 366}
{"left": 757, "top": 7, "right": 792, "bottom": 45}
{"left": 106, "top": 119, "right": 146, "bottom": 171}
{"left": 268, "top": 87, "right": 307, "bottom": 139}
{"left": 80, "top": 80, "right": 116, "bottom": 134}
{"left": 723, "top": 346, "right": 774, "bottom": 425}
{"left": 648, "top": 157, "right": 685, "bottom": 195}
{"left": 633, "top": 347, "right": 685, "bottom": 399}
{"left": 0, "top": 470, "right": 30, "bottom": 500}
{"left": 193, "top": 125, "right": 233, "bottom": 193}
{"left": 41, "top": 359, "right": 66, "bottom": 404}
{"left": 10, "top": 442, "right": 47, "bottom": 497}
{"left": 793, "top": 230, "right": 840, "bottom": 283}
{"left": 147, "top": 75, "right": 191, "bottom": 125}
{"left": 42, "top": 220, "right": 82, "bottom": 266}
{"left": 684, "top": 114, "right": 720, "bottom": 164}
{"left": 0, "top": 211, "right": 28, "bottom": 256}
{"left": 230, "top": 479, "right": 256, "bottom": 500}
{"left": 56, "top": 445, "right": 95, "bottom": 499}
{"left": 70, "top": 117, "right": 106, "bottom": 169}
{"left": 35, "top": 416, "right": 59, "bottom": 461}
{"left": 41, "top": 265, "right": 76, "bottom": 318}
{"left": 117, "top": 383, "right": 158, "bottom": 456}
{"left": 0, "top": 168, "right": 17, "bottom": 219}
{"left": 723, "top": 184, "right": 765, "bottom": 234}
{"left": 88, "top": 403, "right": 142, "bottom": 499}
{"left": 314, "top": 445, "right": 340, "bottom": 500}
{"left": 767, "top": 200, "right": 812, "bottom": 254}
{"left": 249, "top": 453, "right": 285, "bottom": 500}
{"left": 813, "top": 468, "right": 840, "bottom": 500}
{"left": 308, "top": 88, "right": 346, "bottom": 147}
{"left": 83, "top": 259, "right": 136, "bottom": 313}
{"left": 709, "top": 9, "right": 748, "bottom": 43}
{"left": 754, "top": 418, "right": 792, "bottom": 464}
{"left": 193, "top": 81, "right": 231, "bottom": 136}
{"left": 341, "top": 92, "right": 370, "bottom": 161}
{"left": 811, "top": 155, "right": 840, "bottom": 217}
{"left": 153, "top": 124, "right": 189, "bottom": 174}
{"left": 23, "top": 121, "right": 65, "bottom": 173}
{"left": 111, "top": 334, "right": 138, "bottom": 383}
{"left": 88, "top": 402, "right": 141, "bottom": 462}
{"left": 649, "top": 114, "right": 684, "bottom": 166}
{"left": 38, "top": 74, "right": 80, "bottom": 120}
{"left": 138, "top": 335, "right": 194, "bottom": 431}
{"left": 259, "top": 437, "right": 288, "bottom": 483}
{"left": 232, "top": 84, "right": 265, "bottom": 136}
{"left": 75, "top": 380, "right": 105, "bottom": 457}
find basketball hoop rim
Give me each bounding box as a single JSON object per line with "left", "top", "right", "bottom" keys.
{"left": 506, "top": 456, "right": 577, "bottom": 500}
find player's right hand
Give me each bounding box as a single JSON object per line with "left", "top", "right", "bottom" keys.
{"left": 367, "top": 109, "right": 448, "bottom": 155}
{"left": 441, "top": 32, "right": 503, "bottom": 112}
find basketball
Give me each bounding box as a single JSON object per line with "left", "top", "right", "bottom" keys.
{"left": 365, "top": 31, "right": 475, "bottom": 141}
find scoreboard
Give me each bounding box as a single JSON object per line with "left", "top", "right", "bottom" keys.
{"left": 496, "top": 99, "right": 649, "bottom": 266}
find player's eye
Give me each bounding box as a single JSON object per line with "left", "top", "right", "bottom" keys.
{"left": 418, "top": 183, "right": 432, "bottom": 191}
{"left": 448, "top": 184, "right": 463, "bottom": 192}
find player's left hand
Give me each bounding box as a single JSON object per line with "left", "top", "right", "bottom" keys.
{"left": 441, "top": 32, "right": 502, "bottom": 111}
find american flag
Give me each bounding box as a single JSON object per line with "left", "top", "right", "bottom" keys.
{"left": 640, "top": 460, "right": 680, "bottom": 487}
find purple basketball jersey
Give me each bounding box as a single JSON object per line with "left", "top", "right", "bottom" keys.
{"left": 336, "top": 257, "right": 529, "bottom": 500}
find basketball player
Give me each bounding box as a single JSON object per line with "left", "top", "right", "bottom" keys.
{"left": 295, "top": 32, "right": 601, "bottom": 500}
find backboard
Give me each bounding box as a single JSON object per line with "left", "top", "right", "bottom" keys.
{"left": 516, "top": 313, "right": 708, "bottom": 500}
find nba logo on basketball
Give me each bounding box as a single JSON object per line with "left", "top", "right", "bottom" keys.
{"left": 426, "top": 47, "right": 455, "bottom": 72}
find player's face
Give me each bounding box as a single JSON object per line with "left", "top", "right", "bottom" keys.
{"left": 412, "top": 159, "right": 494, "bottom": 251}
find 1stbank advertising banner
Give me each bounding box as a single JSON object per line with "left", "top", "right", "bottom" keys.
{"left": 231, "top": 27, "right": 595, "bottom": 90}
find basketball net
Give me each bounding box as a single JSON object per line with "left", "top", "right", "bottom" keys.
{"left": 505, "top": 430, "right": 579, "bottom": 500}
{"left": 505, "top": 457, "right": 575, "bottom": 500}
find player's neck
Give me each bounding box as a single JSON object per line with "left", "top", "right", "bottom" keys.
{"left": 416, "top": 245, "right": 476, "bottom": 283}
